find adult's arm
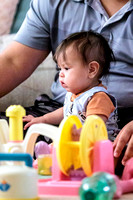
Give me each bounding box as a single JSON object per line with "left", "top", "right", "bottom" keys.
{"left": 113, "top": 120, "right": 133, "bottom": 165}
{"left": 0, "top": 41, "right": 50, "bottom": 97}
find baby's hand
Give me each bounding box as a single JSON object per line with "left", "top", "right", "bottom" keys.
{"left": 23, "top": 115, "right": 35, "bottom": 130}
{"left": 71, "top": 124, "right": 82, "bottom": 141}
{"left": 23, "top": 115, "right": 34, "bottom": 122}
{"left": 23, "top": 115, "right": 45, "bottom": 130}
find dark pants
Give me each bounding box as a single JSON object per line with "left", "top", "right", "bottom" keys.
{"left": 117, "top": 107, "right": 133, "bottom": 129}
{"left": 114, "top": 107, "right": 133, "bottom": 177}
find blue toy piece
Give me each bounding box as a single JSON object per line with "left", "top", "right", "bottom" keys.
{"left": 0, "top": 153, "right": 33, "bottom": 167}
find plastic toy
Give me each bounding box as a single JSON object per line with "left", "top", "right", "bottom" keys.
{"left": 79, "top": 172, "right": 116, "bottom": 200}
{"left": 0, "top": 106, "right": 113, "bottom": 196}
{"left": 26, "top": 115, "right": 115, "bottom": 196}
{"left": 6, "top": 105, "right": 25, "bottom": 141}
{"left": 0, "top": 105, "right": 26, "bottom": 153}
{"left": 56, "top": 115, "right": 108, "bottom": 176}
{"left": 0, "top": 153, "right": 39, "bottom": 200}
{"left": 1, "top": 105, "right": 133, "bottom": 199}
{"left": 0, "top": 105, "right": 52, "bottom": 154}
{"left": 79, "top": 165, "right": 133, "bottom": 200}
{"left": 23, "top": 110, "right": 133, "bottom": 198}
{"left": 38, "top": 154, "right": 52, "bottom": 175}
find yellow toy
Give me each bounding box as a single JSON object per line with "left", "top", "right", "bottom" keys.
{"left": 6, "top": 105, "right": 25, "bottom": 141}
{"left": 3, "top": 105, "right": 25, "bottom": 153}
{"left": 56, "top": 115, "right": 108, "bottom": 177}
{"left": 38, "top": 154, "right": 52, "bottom": 175}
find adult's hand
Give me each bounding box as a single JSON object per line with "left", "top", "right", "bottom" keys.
{"left": 113, "top": 120, "right": 133, "bottom": 165}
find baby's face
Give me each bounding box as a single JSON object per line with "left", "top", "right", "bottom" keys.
{"left": 57, "top": 46, "right": 93, "bottom": 95}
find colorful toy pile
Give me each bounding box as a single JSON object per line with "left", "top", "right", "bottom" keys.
{"left": 0, "top": 105, "right": 133, "bottom": 199}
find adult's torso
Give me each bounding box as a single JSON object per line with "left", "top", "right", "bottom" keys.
{"left": 16, "top": 0, "right": 133, "bottom": 107}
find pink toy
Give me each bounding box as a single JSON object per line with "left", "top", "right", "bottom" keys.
{"left": 113, "top": 174, "right": 133, "bottom": 198}
{"left": 113, "top": 157, "right": 133, "bottom": 198}
{"left": 38, "top": 146, "right": 82, "bottom": 196}
{"left": 122, "top": 157, "right": 133, "bottom": 180}
{"left": 93, "top": 143, "right": 133, "bottom": 199}
{"left": 38, "top": 140, "right": 133, "bottom": 199}
{"left": 93, "top": 140, "right": 114, "bottom": 174}
{"left": 38, "top": 140, "right": 114, "bottom": 196}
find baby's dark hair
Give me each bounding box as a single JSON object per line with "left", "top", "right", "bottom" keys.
{"left": 54, "top": 30, "right": 115, "bottom": 78}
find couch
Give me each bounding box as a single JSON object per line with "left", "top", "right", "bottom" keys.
{"left": 0, "top": 0, "right": 56, "bottom": 112}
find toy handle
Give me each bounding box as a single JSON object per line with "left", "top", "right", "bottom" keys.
{"left": 0, "top": 153, "right": 33, "bottom": 167}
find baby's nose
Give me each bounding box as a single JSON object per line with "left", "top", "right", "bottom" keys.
{"left": 59, "top": 70, "right": 64, "bottom": 77}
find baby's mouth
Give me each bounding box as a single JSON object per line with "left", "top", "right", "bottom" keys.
{"left": 61, "top": 81, "right": 66, "bottom": 87}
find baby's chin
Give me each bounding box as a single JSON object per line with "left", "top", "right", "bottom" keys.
{"left": 65, "top": 88, "right": 73, "bottom": 93}
{"left": 67, "top": 89, "right": 80, "bottom": 94}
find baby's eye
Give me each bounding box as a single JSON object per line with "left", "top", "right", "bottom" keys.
{"left": 65, "top": 67, "right": 69, "bottom": 70}
{"left": 57, "top": 66, "right": 61, "bottom": 71}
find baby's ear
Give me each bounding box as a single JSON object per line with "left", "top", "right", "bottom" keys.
{"left": 87, "top": 61, "right": 100, "bottom": 79}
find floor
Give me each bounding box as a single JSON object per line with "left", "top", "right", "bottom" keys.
{"left": 40, "top": 193, "right": 133, "bottom": 200}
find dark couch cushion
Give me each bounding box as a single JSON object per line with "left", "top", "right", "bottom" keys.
{"left": 10, "top": 0, "right": 31, "bottom": 33}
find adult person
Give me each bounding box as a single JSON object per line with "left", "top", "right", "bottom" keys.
{"left": 0, "top": 0, "right": 133, "bottom": 163}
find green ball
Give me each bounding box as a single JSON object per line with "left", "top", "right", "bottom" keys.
{"left": 79, "top": 172, "right": 116, "bottom": 200}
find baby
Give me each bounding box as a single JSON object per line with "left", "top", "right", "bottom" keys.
{"left": 23, "top": 31, "right": 118, "bottom": 157}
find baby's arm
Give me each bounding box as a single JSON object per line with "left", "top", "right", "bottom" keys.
{"left": 23, "top": 107, "right": 64, "bottom": 130}
{"left": 86, "top": 92, "right": 115, "bottom": 122}
{"left": 95, "top": 114, "right": 107, "bottom": 123}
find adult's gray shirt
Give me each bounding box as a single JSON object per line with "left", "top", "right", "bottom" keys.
{"left": 15, "top": 0, "right": 133, "bottom": 108}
